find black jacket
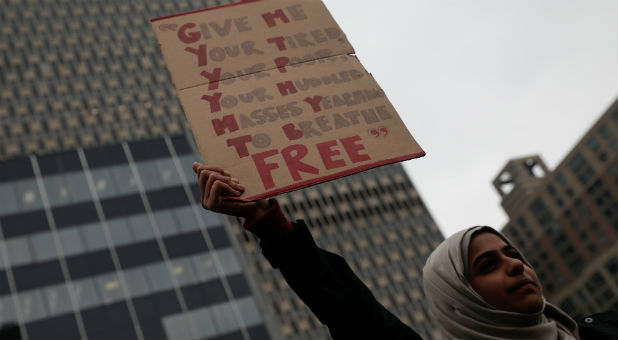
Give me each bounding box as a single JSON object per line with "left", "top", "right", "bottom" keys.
{"left": 262, "top": 221, "right": 423, "bottom": 340}
{"left": 261, "top": 221, "right": 617, "bottom": 340}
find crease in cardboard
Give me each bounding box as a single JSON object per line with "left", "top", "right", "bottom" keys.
{"left": 175, "top": 51, "right": 358, "bottom": 92}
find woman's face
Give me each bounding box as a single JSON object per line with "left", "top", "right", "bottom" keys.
{"left": 467, "top": 232, "right": 544, "bottom": 314}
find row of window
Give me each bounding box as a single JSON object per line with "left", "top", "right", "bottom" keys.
{"left": 163, "top": 296, "right": 263, "bottom": 339}
{"left": 0, "top": 204, "right": 224, "bottom": 269}
{"left": 0, "top": 248, "right": 243, "bottom": 325}
{"left": 0, "top": 0, "right": 225, "bottom": 21}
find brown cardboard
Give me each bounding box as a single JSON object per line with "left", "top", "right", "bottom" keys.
{"left": 151, "top": 0, "right": 425, "bottom": 200}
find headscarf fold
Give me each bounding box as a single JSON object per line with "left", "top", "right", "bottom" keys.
{"left": 422, "top": 226, "right": 579, "bottom": 340}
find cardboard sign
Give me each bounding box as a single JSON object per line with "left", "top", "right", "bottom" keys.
{"left": 151, "top": 0, "right": 425, "bottom": 200}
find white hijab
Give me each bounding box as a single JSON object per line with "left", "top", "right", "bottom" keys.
{"left": 422, "top": 226, "right": 579, "bottom": 340}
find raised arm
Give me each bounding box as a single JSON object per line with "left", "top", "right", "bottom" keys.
{"left": 192, "top": 162, "right": 423, "bottom": 340}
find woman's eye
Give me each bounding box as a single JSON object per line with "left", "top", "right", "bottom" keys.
{"left": 480, "top": 260, "right": 496, "bottom": 272}
{"left": 506, "top": 250, "right": 521, "bottom": 259}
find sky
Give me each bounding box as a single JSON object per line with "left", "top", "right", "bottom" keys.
{"left": 322, "top": 0, "right": 618, "bottom": 236}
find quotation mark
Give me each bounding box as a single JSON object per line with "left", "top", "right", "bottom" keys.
{"left": 368, "top": 127, "right": 388, "bottom": 138}
{"left": 158, "top": 23, "right": 178, "bottom": 31}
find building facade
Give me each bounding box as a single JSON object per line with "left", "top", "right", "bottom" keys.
{"left": 0, "top": 135, "right": 272, "bottom": 339}
{"left": 494, "top": 99, "right": 618, "bottom": 318}
{"left": 1, "top": 0, "right": 445, "bottom": 338}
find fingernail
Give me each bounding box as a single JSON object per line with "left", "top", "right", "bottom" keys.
{"left": 238, "top": 184, "right": 245, "bottom": 190}
{"left": 223, "top": 170, "right": 231, "bottom": 176}
{"left": 230, "top": 177, "right": 239, "bottom": 183}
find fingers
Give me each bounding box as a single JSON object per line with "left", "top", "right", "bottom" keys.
{"left": 205, "top": 180, "right": 242, "bottom": 211}
{"left": 196, "top": 168, "right": 245, "bottom": 212}
{"left": 193, "top": 163, "right": 230, "bottom": 177}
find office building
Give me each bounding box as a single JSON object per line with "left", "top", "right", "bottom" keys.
{"left": 0, "top": 135, "right": 272, "bottom": 339}
{"left": 494, "top": 99, "right": 618, "bottom": 318}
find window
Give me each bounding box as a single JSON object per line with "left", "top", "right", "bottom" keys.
{"left": 217, "top": 248, "right": 241, "bottom": 276}
{"left": 43, "top": 284, "right": 73, "bottom": 316}
{"left": 90, "top": 167, "right": 118, "bottom": 199}
{"left": 80, "top": 222, "right": 107, "bottom": 251}
{"left": 96, "top": 272, "right": 123, "bottom": 304}
{"left": 211, "top": 302, "right": 239, "bottom": 334}
{"left": 30, "top": 232, "right": 57, "bottom": 262}
{"left": 145, "top": 262, "right": 173, "bottom": 292}
{"left": 109, "top": 215, "right": 137, "bottom": 246}
{"left": 6, "top": 237, "right": 32, "bottom": 266}
{"left": 59, "top": 227, "right": 85, "bottom": 256}
{"left": 170, "top": 257, "right": 198, "bottom": 286}
{"left": 124, "top": 267, "right": 151, "bottom": 296}
{"left": 19, "top": 290, "right": 47, "bottom": 322}
{"left": 128, "top": 214, "right": 154, "bottom": 242}
{"left": 153, "top": 210, "right": 180, "bottom": 237}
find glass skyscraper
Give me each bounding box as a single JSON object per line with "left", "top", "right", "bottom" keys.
{"left": 0, "top": 135, "right": 270, "bottom": 339}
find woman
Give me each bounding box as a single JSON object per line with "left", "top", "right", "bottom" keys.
{"left": 423, "top": 226, "right": 580, "bottom": 339}
{"left": 192, "top": 163, "right": 615, "bottom": 340}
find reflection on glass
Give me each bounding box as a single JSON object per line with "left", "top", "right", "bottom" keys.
{"left": 135, "top": 160, "right": 160, "bottom": 191}
{"left": 124, "top": 268, "right": 151, "bottom": 296}
{"left": 80, "top": 222, "right": 108, "bottom": 251}
{"left": 155, "top": 158, "right": 181, "bottom": 188}
{"left": 110, "top": 164, "right": 138, "bottom": 195}
{"left": 58, "top": 228, "right": 85, "bottom": 256}
{"left": 174, "top": 206, "right": 199, "bottom": 232}
{"left": 200, "top": 210, "right": 222, "bottom": 229}
{"left": 97, "top": 272, "right": 123, "bottom": 304}
{"left": 30, "top": 232, "right": 57, "bottom": 262}
{"left": 90, "top": 168, "right": 118, "bottom": 199}
{"left": 145, "top": 262, "right": 173, "bottom": 292}
{"left": 0, "top": 295, "right": 17, "bottom": 323}
{"left": 192, "top": 253, "right": 218, "bottom": 282}
{"left": 216, "top": 248, "right": 241, "bottom": 276}
{"left": 19, "top": 290, "right": 47, "bottom": 322}
{"left": 153, "top": 210, "right": 179, "bottom": 237}
{"left": 211, "top": 302, "right": 239, "bottom": 334}
{"left": 43, "top": 284, "right": 73, "bottom": 316}
{"left": 0, "top": 183, "right": 19, "bottom": 215}
{"left": 107, "top": 218, "right": 133, "bottom": 246}
{"left": 236, "top": 297, "right": 263, "bottom": 327}
{"left": 64, "top": 171, "right": 92, "bottom": 202}
{"left": 170, "top": 257, "right": 198, "bottom": 286}
{"left": 43, "top": 174, "right": 71, "bottom": 206}
{"left": 163, "top": 313, "right": 195, "bottom": 340}
{"left": 73, "top": 277, "right": 101, "bottom": 309}
{"left": 189, "top": 308, "right": 217, "bottom": 339}
{"left": 15, "top": 179, "right": 43, "bottom": 211}
{"left": 128, "top": 214, "right": 154, "bottom": 242}
{"left": 6, "top": 237, "right": 32, "bottom": 266}
{"left": 178, "top": 155, "right": 197, "bottom": 183}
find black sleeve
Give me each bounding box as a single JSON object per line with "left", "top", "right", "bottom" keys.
{"left": 261, "top": 220, "right": 424, "bottom": 340}
{"left": 577, "top": 310, "right": 617, "bottom": 340}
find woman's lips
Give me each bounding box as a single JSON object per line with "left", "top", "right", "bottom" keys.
{"left": 508, "top": 279, "right": 535, "bottom": 293}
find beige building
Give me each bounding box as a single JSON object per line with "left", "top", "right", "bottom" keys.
{"left": 494, "top": 98, "right": 618, "bottom": 317}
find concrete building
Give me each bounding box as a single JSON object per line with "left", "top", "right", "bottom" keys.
{"left": 0, "top": 0, "right": 445, "bottom": 338}
{"left": 494, "top": 99, "right": 618, "bottom": 318}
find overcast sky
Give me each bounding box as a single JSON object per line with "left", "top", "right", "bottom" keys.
{"left": 322, "top": 0, "right": 618, "bottom": 236}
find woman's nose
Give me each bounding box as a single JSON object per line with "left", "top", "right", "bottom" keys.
{"left": 505, "top": 256, "right": 525, "bottom": 276}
